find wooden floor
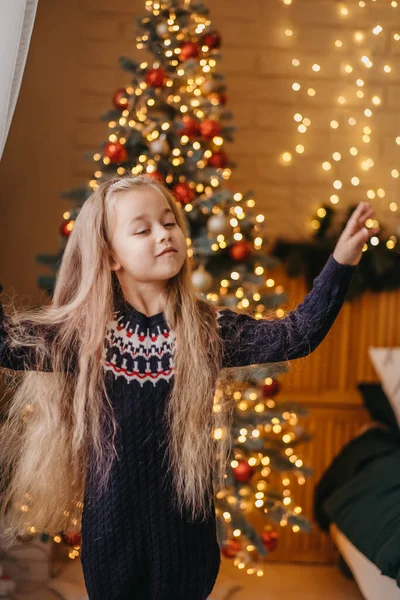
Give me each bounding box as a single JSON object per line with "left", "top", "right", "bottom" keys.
{"left": 211, "top": 558, "right": 364, "bottom": 600}
{"left": 12, "top": 555, "right": 364, "bottom": 600}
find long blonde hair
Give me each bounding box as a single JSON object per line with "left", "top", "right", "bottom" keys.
{"left": 0, "top": 175, "right": 233, "bottom": 545}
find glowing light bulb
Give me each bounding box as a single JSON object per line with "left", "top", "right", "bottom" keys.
{"left": 373, "top": 25, "right": 383, "bottom": 35}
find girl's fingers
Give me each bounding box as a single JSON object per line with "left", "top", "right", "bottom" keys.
{"left": 357, "top": 211, "right": 374, "bottom": 230}
{"left": 346, "top": 203, "right": 372, "bottom": 236}
{"left": 357, "top": 205, "right": 373, "bottom": 225}
{"left": 350, "top": 202, "right": 369, "bottom": 226}
{"left": 355, "top": 226, "right": 380, "bottom": 247}
{"left": 351, "top": 225, "right": 371, "bottom": 248}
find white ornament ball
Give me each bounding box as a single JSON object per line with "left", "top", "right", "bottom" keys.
{"left": 207, "top": 212, "right": 230, "bottom": 236}
{"left": 192, "top": 265, "right": 214, "bottom": 293}
{"left": 156, "top": 23, "right": 169, "bottom": 37}
{"left": 149, "top": 137, "right": 169, "bottom": 156}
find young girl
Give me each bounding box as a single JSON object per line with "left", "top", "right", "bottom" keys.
{"left": 0, "top": 175, "right": 378, "bottom": 600}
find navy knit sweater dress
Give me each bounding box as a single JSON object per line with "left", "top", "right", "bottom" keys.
{"left": 0, "top": 254, "right": 356, "bottom": 600}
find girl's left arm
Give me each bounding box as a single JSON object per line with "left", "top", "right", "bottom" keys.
{"left": 217, "top": 253, "right": 356, "bottom": 369}
{"left": 0, "top": 284, "right": 73, "bottom": 373}
{"left": 218, "top": 201, "right": 380, "bottom": 369}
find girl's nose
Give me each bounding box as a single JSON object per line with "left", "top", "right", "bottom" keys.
{"left": 157, "top": 226, "right": 172, "bottom": 243}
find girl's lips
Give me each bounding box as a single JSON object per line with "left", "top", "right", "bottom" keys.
{"left": 157, "top": 248, "right": 177, "bottom": 256}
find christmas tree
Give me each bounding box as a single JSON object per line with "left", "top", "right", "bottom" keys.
{"left": 35, "top": 0, "right": 312, "bottom": 575}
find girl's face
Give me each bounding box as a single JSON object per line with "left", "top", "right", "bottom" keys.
{"left": 109, "top": 186, "right": 187, "bottom": 284}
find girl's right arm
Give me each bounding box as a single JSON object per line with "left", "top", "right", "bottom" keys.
{"left": 0, "top": 284, "right": 59, "bottom": 372}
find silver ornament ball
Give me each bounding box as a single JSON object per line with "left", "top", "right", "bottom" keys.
{"left": 191, "top": 265, "right": 214, "bottom": 293}
{"left": 207, "top": 212, "right": 230, "bottom": 236}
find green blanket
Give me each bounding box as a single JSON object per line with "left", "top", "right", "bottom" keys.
{"left": 314, "top": 428, "right": 400, "bottom": 584}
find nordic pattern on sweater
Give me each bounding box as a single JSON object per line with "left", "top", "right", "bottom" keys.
{"left": 103, "top": 313, "right": 176, "bottom": 386}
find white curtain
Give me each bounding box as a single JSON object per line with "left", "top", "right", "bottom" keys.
{"left": 0, "top": 0, "right": 39, "bottom": 160}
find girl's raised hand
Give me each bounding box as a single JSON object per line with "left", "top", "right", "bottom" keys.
{"left": 333, "top": 202, "right": 380, "bottom": 266}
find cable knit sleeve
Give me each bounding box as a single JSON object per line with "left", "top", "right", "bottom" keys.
{"left": 0, "top": 284, "right": 69, "bottom": 372}
{"left": 217, "top": 254, "right": 357, "bottom": 369}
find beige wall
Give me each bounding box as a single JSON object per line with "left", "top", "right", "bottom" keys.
{"left": 0, "top": 0, "right": 83, "bottom": 304}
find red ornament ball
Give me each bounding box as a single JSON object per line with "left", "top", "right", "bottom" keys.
{"left": 221, "top": 539, "right": 241, "bottom": 558}
{"left": 179, "top": 41, "right": 200, "bottom": 62}
{"left": 60, "top": 220, "right": 74, "bottom": 237}
{"left": 104, "top": 141, "right": 127, "bottom": 164}
{"left": 147, "top": 170, "right": 164, "bottom": 183}
{"left": 145, "top": 67, "right": 167, "bottom": 88}
{"left": 63, "top": 531, "right": 82, "bottom": 547}
{"left": 173, "top": 182, "right": 195, "bottom": 205}
{"left": 229, "top": 240, "right": 253, "bottom": 262}
{"left": 263, "top": 379, "right": 281, "bottom": 398}
{"left": 260, "top": 529, "right": 279, "bottom": 552}
{"left": 201, "top": 31, "right": 222, "bottom": 50}
{"left": 233, "top": 461, "right": 255, "bottom": 483}
{"left": 180, "top": 115, "right": 199, "bottom": 138}
{"left": 112, "top": 88, "right": 129, "bottom": 110}
{"left": 200, "top": 119, "right": 222, "bottom": 139}
{"left": 208, "top": 151, "right": 228, "bottom": 169}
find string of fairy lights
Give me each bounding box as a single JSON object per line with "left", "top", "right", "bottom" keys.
{"left": 279, "top": 0, "right": 399, "bottom": 251}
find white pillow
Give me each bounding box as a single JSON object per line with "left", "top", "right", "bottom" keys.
{"left": 368, "top": 347, "right": 400, "bottom": 427}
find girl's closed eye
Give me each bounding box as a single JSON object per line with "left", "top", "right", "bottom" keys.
{"left": 135, "top": 222, "right": 176, "bottom": 235}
